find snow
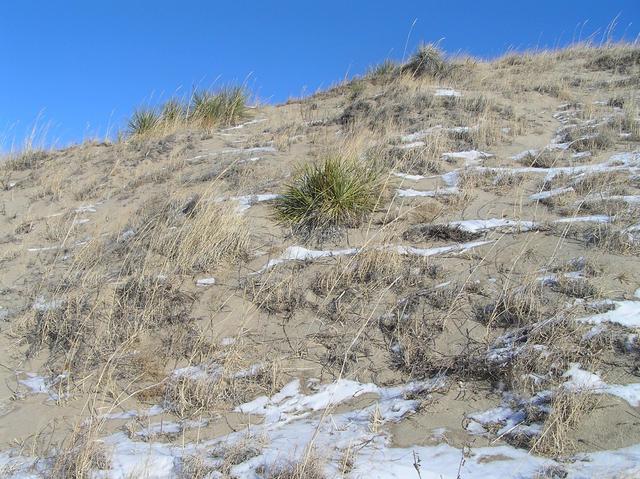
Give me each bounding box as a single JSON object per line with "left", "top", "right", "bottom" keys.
{"left": 27, "top": 245, "right": 60, "bottom": 252}
{"left": 392, "top": 240, "right": 493, "bottom": 257}
{"left": 553, "top": 215, "right": 611, "bottom": 224}
{"left": 577, "top": 289, "right": 640, "bottom": 328}
{"left": 563, "top": 363, "right": 640, "bottom": 406}
{"left": 511, "top": 149, "right": 539, "bottom": 161}
{"left": 396, "top": 186, "right": 458, "bottom": 197}
{"left": 219, "top": 118, "right": 267, "bottom": 132}
{"left": 256, "top": 245, "right": 358, "bottom": 272}
{"left": 396, "top": 141, "right": 425, "bottom": 149}
{"left": 32, "top": 296, "right": 64, "bottom": 311}
{"left": 448, "top": 218, "right": 537, "bottom": 233}
{"left": 466, "top": 391, "right": 549, "bottom": 440}
{"left": 5, "top": 373, "right": 640, "bottom": 478}
{"left": 256, "top": 241, "right": 491, "bottom": 273}
{"left": 530, "top": 186, "right": 574, "bottom": 200}
{"left": 393, "top": 172, "right": 426, "bottom": 181}
{"left": 218, "top": 193, "right": 280, "bottom": 213}
{"left": 434, "top": 88, "right": 461, "bottom": 97}
{"left": 134, "top": 419, "right": 207, "bottom": 439}
{"left": 478, "top": 151, "right": 640, "bottom": 182}
{"left": 19, "top": 373, "right": 66, "bottom": 401}
{"left": 75, "top": 204, "right": 98, "bottom": 213}
{"left": 585, "top": 194, "right": 640, "bottom": 205}
{"left": 573, "top": 151, "right": 592, "bottom": 160}
{"left": 442, "top": 150, "right": 493, "bottom": 166}
{"left": 99, "top": 405, "right": 164, "bottom": 421}
{"left": 400, "top": 125, "right": 443, "bottom": 142}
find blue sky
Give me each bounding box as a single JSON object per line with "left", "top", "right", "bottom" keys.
{"left": 1, "top": 1, "right": 638, "bottom": 150}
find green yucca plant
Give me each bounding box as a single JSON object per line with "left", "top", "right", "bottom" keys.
{"left": 128, "top": 108, "right": 161, "bottom": 136}
{"left": 403, "top": 43, "right": 449, "bottom": 78}
{"left": 190, "top": 87, "right": 247, "bottom": 129}
{"left": 274, "top": 156, "right": 383, "bottom": 235}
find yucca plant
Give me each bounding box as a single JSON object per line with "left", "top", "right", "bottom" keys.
{"left": 274, "top": 156, "right": 383, "bottom": 235}
{"left": 128, "top": 108, "right": 161, "bottom": 136}
{"left": 403, "top": 43, "right": 449, "bottom": 78}
{"left": 190, "top": 87, "right": 247, "bottom": 129}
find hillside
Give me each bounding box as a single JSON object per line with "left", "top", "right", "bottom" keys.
{"left": 1, "top": 43, "right": 640, "bottom": 478}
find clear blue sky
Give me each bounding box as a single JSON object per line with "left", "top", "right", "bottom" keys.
{"left": 1, "top": 1, "right": 638, "bottom": 150}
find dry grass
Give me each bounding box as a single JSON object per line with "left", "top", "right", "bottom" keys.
{"left": 245, "top": 263, "right": 308, "bottom": 315}
{"left": 3, "top": 41, "right": 640, "bottom": 477}
{"left": 165, "top": 358, "right": 281, "bottom": 417}
{"left": 475, "top": 283, "right": 544, "bottom": 328}
{"left": 49, "top": 422, "right": 110, "bottom": 479}
{"left": 403, "top": 223, "right": 481, "bottom": 242}
{"left": 153, "top": 200, "right": 250, "bottom": 272}
{"left": 258, "top": 451, "right": 326, "bottom": 479}
{"left": 532, "top": 389, "right": 595, "bottom": 457}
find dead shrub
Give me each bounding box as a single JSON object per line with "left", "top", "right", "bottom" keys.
{"left": 403, "top": 223, "right": 481, "bottom": 242}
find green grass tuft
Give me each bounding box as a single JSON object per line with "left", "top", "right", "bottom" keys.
{"left": 191, "top": 87, "right": 247, "bottom": 129}
{"left": 128, "top": 108, "right": 161, "bottom": 136}
{"left": 273, "top": 156, "right": 383, "bottom": 235}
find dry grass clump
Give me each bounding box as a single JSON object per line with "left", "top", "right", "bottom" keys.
{"left": 585, "top": 45, "right": 640, "bottom": 73}
{"left": 49, "top": 423, "right": 111, "bottom": 479}
{"left": 26, "top": 294, "right": 94, "bottom": 363}
{"left": 517, "top": 149, "right": 561, "bottom": 168}
{"left": 487, "top": 315, "right": 606, "bottom": 395}
{"left": 532, "top": 389, "right": 595, "bottom": 457}
{"left": 458, "top": 169, "right": 526, "bottom": 193}
{"left": 550, "top": 276, "right": 600, "bottom": 299}
{"left": 475, "top": 284, "right": 544, "bottom": 328}
{"left": 550, "top": 257, "right": 599, "bottom": 277}
{"left": 312, "top": 249, "right": 408, "bottom": 297}
{"left": 572, "top": 171, "right": 632, "bottom": 196}
{"left": 177, "top": 455, "right": 217, "bottom": 479}
{"left": 154, "top": 200, "right": 250, "bottom": 272}
{"left": 208, "top": 439, "right": 262, "bottom": 476}
{"left": 258, "top": 453, "right": 326, "bottom": 479}
{"left": 378, "top": 285, "right": 467, "bottom": 377}
{"left": 245, "top": 263, "right": 307, "bottom": 315}
{"left": 366, "top": 59, "right": 398, "bottom": 81}
{"left": 165, "top": 359, "right": 281, "bottom": 417}
{"left": 402, "top": 223, "right": 481, "bottom": 242}
{"left": 4, "top": 148, "right": 49, "bottom": 170}
{"left": 583, "top": 224, "right": 640, "bottom": 254}
{"left": 557, "top": 122, "right": 617, "bottom": 152}
{"left": 273, "top": 156, "right": 383, "bottom": 237}
{"left": 402, "top": 43, "right": 450, "bottom": 79}
{"left": 572, "top": 198, "right": 631, "bottom": 219}
{"left": 109, "top": 275, "right": 193, "bottom": 336}
{"left": 383, "top": 142, "right": 445, "bottom": 175}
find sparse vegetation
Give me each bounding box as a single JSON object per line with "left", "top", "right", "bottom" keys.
{"left": 2, "top": 41, "right": 640, "bottom": 477}
{"left": 126, "top": 86, "right": 248, "bottom": 138}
